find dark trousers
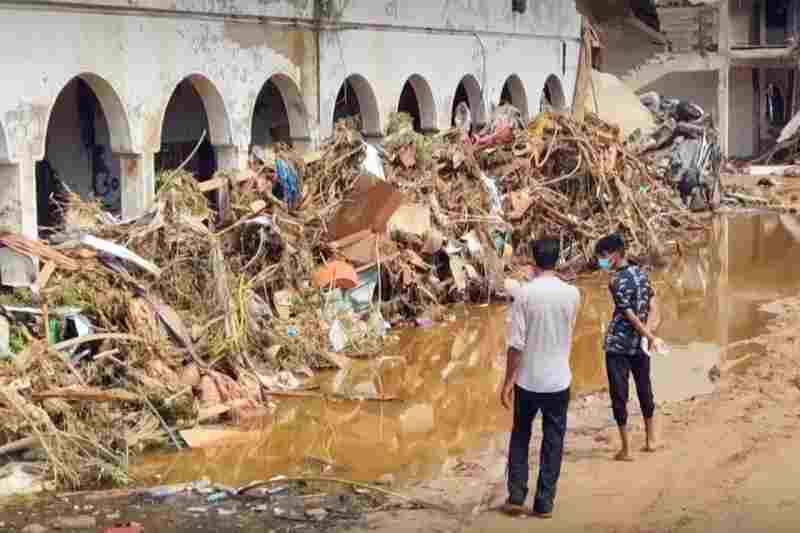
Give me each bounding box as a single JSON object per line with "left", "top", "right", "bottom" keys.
{"left": 606, "top": 351, "right": 656, "bottom": 427}
{"left": 507, "top": 385, "right": 570, "bottom": 513}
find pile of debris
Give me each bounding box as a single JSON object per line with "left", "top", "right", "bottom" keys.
{"left": 0, "top": 109, "right": 702, "bottom": 488}
{"left": 633, "top": 92, "right": 722, "bottom": 210}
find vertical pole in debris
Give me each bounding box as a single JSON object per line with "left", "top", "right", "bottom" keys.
{"left": 718, "top": 62, "right": 730, "bottom": 157}
{"left": 717, "top": 0, "right": 731, "bottom": 158}
{"left": 572, "top": 18, "right": 594, "bottom": 123}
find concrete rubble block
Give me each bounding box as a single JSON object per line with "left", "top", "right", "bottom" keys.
{"left": 54, "top": 515, "right": 96, "bottom": 529}
{"left": 585, "top": 70, "right": 656, "bottom": 137}
{"left": 0, "top": 248, "right": 36, "bottom": 288}
{"left": 388, "top": 204, "right": 431, "bottom": 237}
{"left": 305, "top": 508, "right": 328, "bottom": 521}
{"left": 0, "top": 462, "right": 46, "bottom": 498}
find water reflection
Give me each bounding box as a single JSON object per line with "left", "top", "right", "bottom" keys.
{"left": 135, "top": 213, "right": 800, "bottom": 487}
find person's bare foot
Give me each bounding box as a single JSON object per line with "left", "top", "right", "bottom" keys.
{"left": 614, "top": 449, "right": 634, "bottom": 461}
{"left": 641, "top": 442, "right": 662, "bottom": 452}
{"left": 501, "top": 502, "right": 528, "bottom": 517}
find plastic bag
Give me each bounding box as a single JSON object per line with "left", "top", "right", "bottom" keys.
{"left": 329, "top": 319, "right": 347, "bottom": 352}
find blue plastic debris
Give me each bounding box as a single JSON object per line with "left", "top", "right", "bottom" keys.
{"left": 275, "top": 159, "right": 300, "bottom": 208}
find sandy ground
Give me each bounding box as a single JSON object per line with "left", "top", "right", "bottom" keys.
{"left": 356, "top": 296, "right": 800, "bottom": 533}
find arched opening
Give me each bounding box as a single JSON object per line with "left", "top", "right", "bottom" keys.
{"left": 397, "top": 74, "right": 437, "bottom": 133}
{"left": 500, "top": 74, "right": 529, "bottom": 120}
{"left": 157, "top": 75, "right": 233, "bottom": 182}
{"left": 333, "top": 74, "right": 381, "bottom": 136}
{"left": 251, "top": 74, "right": 309, "bottom": 149}
{"left": 541, "top": 74, "right": 567, "bottom": 112}
{"left": 36, "top": 75, "right": 132, "bottom": 232}
{"left": 451, "top": 75, "right": 486, "bottom": 129}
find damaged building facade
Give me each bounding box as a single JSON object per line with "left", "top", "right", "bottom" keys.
{"left": 0, "top": 0, "right": 580, "bottom": 241}
{"left": 592, "top": 0, "right": 800, "bottom": 158}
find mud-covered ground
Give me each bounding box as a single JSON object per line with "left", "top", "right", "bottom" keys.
{"left": 0, "top": 485, "right": 385, "bottom": 532}
{"left": 363, "top": 295, "right": 800, "bottom": 533}
{"left": 3, "top": 210, "right": 800, "bottom": 533}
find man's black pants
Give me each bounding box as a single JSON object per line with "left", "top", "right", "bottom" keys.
{"left": 507, "top": 385, "right": 569, "bottom": 514}
{"left": 606, "top": 351, "right": 655, "bottom": 427}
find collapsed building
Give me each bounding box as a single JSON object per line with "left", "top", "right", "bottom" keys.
{"left": 582, "top": 0, "right": 800, "bottom": 159}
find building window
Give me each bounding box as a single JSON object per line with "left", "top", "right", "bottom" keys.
{"left": 512, "top": 0, "right": 526, "bottom": 14}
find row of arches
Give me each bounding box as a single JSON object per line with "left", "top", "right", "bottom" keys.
{"left": 335, "top": 72, "right": 567, "bottom": 136}
{"left": 15, "top": 70, "right": 566, "bottom": 231}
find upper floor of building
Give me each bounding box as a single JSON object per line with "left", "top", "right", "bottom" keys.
{"left": 585, "top": 0, "right": 800, "bottom": 62}
{"left": 26, "top": 0, "right": 581, "bottom": 39}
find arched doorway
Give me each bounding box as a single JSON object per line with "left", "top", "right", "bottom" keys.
{"left": 451, "top": 74, "right": 486, "bottom": 129}
{"left": 251, "top": 74, "right": 309, "bottom": 150}
{"left": 541, "top": 74, "right": 567, "bottom": 112}
{"left": 157, "top": 75, "right": 232, "bottom": 182}
{"left": 500, "top": 74, "right": 529, "bottom": 120}
{"left": 37, "top": 74, "right": 132, "bottom": 232}
{"left": 397, "top": 74, "right": 437, "bottom": 133}
{"left": 333, "top": 74, "right": 381, "bottom": 136}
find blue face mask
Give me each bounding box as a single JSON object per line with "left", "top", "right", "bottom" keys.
{"left": 598, "top": 258, "right": 612, "bottom": 271}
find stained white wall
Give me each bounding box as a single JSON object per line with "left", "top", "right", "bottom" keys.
{"left": 0, "top": 0, "right": 580, "bottom": 236}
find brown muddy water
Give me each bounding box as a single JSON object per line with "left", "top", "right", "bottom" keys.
{"left": 134, "top": 213, "right": 800, "bottom": 489}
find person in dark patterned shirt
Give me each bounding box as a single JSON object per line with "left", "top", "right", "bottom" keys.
{"left": 595, "top": 234, "right": 662, "bottom": 461}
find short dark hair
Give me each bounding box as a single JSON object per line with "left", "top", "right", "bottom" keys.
{"left": 532, "top": 237, "right": 560, "bottom": 270}
{"left": 595, "top": 234, "right": 625, "bottom": 257}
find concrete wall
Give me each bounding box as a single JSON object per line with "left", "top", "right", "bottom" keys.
{"left": 0, "top": 6, "right": 317, "bottom": 233}
{"left": 31, "top": 0, "right": 314, "bottom": 18}
{"left": 729, "top": 0, "right": 756, "bottom": 46}
{"left": 338, "top": 0, "right": 580, "bottom": 37}
{"left": 0, "top": 0, "right": 580, "bottom": 237}
{"left": 730, "top": 67, "right": 757, "bottom": 158}
{"left": 600, "top": 20, "right": 665, "bottom": 79}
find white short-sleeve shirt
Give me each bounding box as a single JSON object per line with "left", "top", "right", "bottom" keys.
{"left": 508, "top": 276, "right": 581, "bottom": 393}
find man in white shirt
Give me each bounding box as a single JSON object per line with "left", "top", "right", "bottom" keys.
{"left": 500, "top": 237, "right": 581, "bottom": 519}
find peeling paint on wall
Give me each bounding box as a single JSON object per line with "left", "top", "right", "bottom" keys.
{"left": 223, "top": 23, "right": 308, "bottom": 67}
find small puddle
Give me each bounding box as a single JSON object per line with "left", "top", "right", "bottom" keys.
{"left": 134, "top": 213, "right": 800, "bottom": 488}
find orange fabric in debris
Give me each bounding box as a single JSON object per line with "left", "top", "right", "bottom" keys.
{"left": 313, "top": 260, "right": 359, "bottom": 290}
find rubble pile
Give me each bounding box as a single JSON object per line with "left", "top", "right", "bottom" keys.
{"left": 632, "top": 91, "right": 722, "bottom": 210}
{"left": 0, "top": 109, "right": 702, "bottom": 488}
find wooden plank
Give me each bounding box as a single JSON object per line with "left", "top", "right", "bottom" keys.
{"left": 33, "top": 261, "right": 56, "bottom": 292}
{"left": 0, "top": 436, "right": 37, "bottom": 456}
{"left": 197, "top": 176, "right": 229, "bottom": 193}
{"left": 0, "top": 234, "right": 80, "bottom": 270}
{"left": 31, "top": 387, "right": 141, "bottom": 403}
